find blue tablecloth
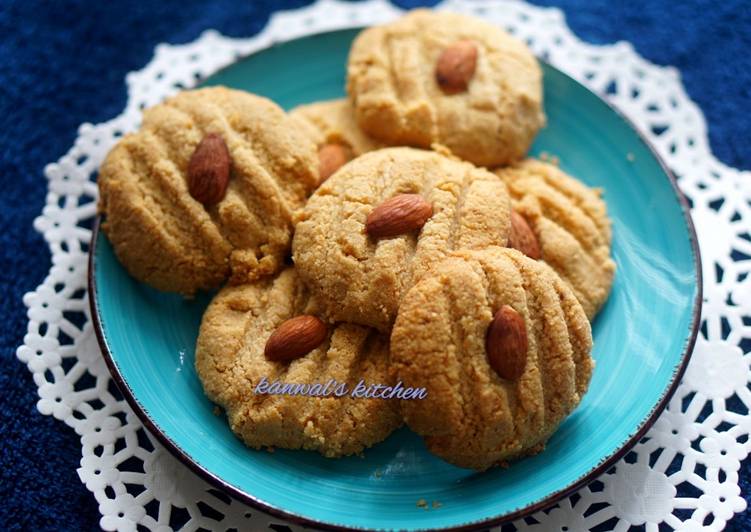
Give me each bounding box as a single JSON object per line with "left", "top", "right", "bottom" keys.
{"left": 1, "top": 1, "right": 748, "bottom": 530}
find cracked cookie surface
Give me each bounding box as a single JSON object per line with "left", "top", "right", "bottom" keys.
{"left": 347, "top": 9, "right": 545, "bottom": 167}
{"left": 195, "top": 267, "right": 402, "bottom": 457}
{"left": 495, "top": 159, "right": 615, "bottom": 319}
{"left": 98, "top": 86, "right": 319, "bottom": 296}
{"left": 292, "top": 147, "right": 512, "bottom": 331}
{"left": 391, "top": 247, "right": 593, "bottom": 470}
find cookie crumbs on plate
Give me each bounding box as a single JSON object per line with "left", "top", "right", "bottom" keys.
{"left": 416, "top": 498, "right": 429, "bottom": 509}
{"left": 432, "top": 501, "right": 442, "bottom": 509}
{"left": 212, "top": 406, "right": 222, "bottom": 416}
{"left": 539, "top": 151, "right": 560, "bottom": 165}
{"left": 627, "top": 152, "right": 635, "bottom": 162}
{"left": 374, "top": 468, "right": 382, "bottom": 478}
{"left": 266, "top": 446, "right": 275, "bottom": 453}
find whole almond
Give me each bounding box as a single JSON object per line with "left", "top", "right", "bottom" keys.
{"left": 365, "top": 194, "right": 433, "bottom": 238}
{"left": 264, "top": 315, "right": 328, "bottom": 363}
{"left": 435, "top": 40, "right": 478, "bottom": 94}
{"left": 486, "top": 305, "right": 528, "bottom": 381}
{"left": 508, "top": 210, "right": 542, "bottom": 260}
{"left": 188, "top": 133, "right": 231, "bottom": 205}
{"left": 318, "top": 143, "right": 350, "bottom": 183}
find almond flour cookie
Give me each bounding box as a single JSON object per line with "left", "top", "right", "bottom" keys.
{"left": 292, "top": 147, "right": 512, "bottom": 332}
{"left": 391, "top": 247, "right": 593, "bottom": 471}
{"left": 291, "top": 99, "right": 383, "bottom": 156}
{"left": 290, "top": 99, "right": 385, "bottom": 182}
{"left": 195, "top": 268, "right": 402, "bottom": 457}
{"left": 98, "top": 87, "right": 319, "bottom": 296}
{"left": 495, "top": 159, "right": 616, "bottom": 319}
{"left": 347, "top": 9, "right": 545, "bottom": 167}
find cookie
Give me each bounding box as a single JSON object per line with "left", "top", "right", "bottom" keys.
{"left": 290, "top": 98, "right": 383, "bottom": 157}
{"left": 347, "top": 9, "right": 545, "bottom": 167}
{"left": 98, "top": 87, "right": 319, "bottom": 296}
{"left": 495, "top": 159, "right": 616, "bottom": 319}
{"left": 391, "top": 247, "right": 593, "bottom": 471}
{"left": 292, "top": 147, "right": 512, "bottom": 331}
{"left": 290, "top": 98, "right": 386, "bottom": 182}
{"left": 195, "top": 267, "right": 402, "bottom": 457}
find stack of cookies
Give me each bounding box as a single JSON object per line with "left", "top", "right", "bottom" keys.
{"left": 97, "top": 9, "right": 614, "bottom": 471}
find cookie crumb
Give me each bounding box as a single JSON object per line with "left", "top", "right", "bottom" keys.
{"left": 374, "top": 469, "right": 382, "bottom": 478}
{"left": 540, "top": 151, "right": 550, "bottom": 161}
{"left": 432, "top": 501, "right": 442, "bottom": 509}
{"left": 212, "top": 406, "right": 222, "bottom": 416}
{"left": 550, "top": 155, "right": 560, "bottom": 166}
{"left": 627, "top": 152, "right": 635, "bottom": 162}
{"left": 416, "top": 498, "right": 429, "bottom": 509}
{"left": 266, "top": 446, "right": 275, "bottom": 453}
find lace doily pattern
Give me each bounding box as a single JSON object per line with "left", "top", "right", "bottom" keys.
{"left": 16, "top": 0, "right": 750, "bottom": 530}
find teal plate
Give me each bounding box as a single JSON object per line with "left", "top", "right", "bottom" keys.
{"left": 89, "top": 29, "right": 702, "bottom": 531}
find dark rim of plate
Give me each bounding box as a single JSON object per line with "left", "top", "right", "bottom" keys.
{"left": 88, "top": 31, "right": 703, "bottom": 532}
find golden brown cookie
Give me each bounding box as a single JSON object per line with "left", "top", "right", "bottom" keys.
{"left": 391, "top": 247, "right": 593, "bottom": 471}
{"left": 98, "top": 87, "right": 319, "bottom": 296}
{"left": 290, "top": 98, "right": 384, "bottom": 157}
{"left": 290, "top": 98, "right": 385, "bottom": 183}
{"left": 347, "top": 9, "right": 545, "bottom": 167}
{"left": 495, "top": 159, "right": 616, "bottom": 319}
{"left": 195, "top": 268, "right": 402, "bottom": 457}
{"left": 292, "top": 147, "right": 512, "bottom": 331}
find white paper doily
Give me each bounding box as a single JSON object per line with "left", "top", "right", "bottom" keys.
{"left": 16, "top": 0, "right": 751, "bottom": 530}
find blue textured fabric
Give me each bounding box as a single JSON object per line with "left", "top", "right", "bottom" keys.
{"left": 0, "top": 1, "right": 748, "bottom": 530}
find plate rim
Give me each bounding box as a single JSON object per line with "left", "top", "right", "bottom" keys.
{"left": 87, "top": 36, "right": 703, "bottom": 532}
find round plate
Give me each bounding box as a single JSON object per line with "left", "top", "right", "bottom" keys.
{"left": 89, "top": 28, "right": 701, "bottom": 531}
